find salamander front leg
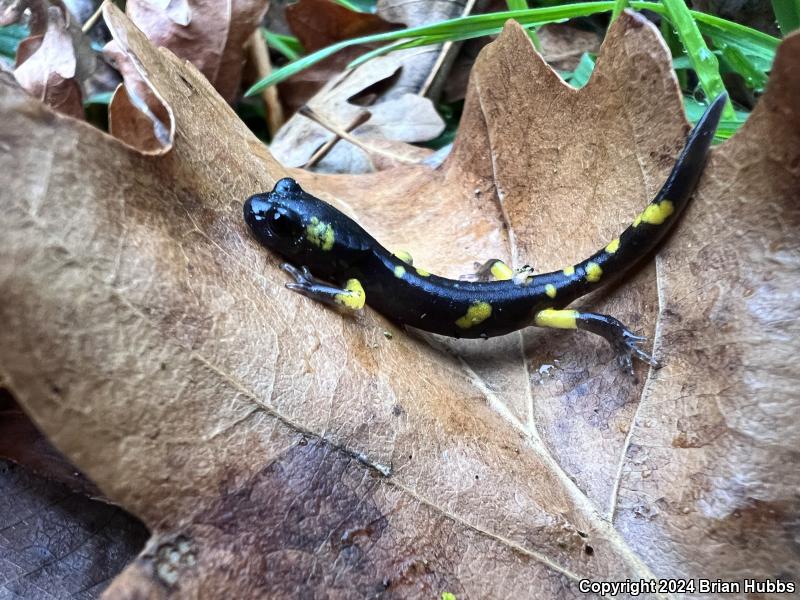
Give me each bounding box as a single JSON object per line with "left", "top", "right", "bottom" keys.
{"left": 281, "top": 263, "right": 366, "bottom": 311}
{"left": 532, "top": 309, "right": 659, "bottom": 373}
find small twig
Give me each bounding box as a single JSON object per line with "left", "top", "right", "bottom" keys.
{"left": 300, "top": 106, "right": 417, "bottom": 167}
{"left": 304, "top": 112, "right": 369, "bottom": 168}
{"left": 82, "top": 0, "right": 109, "bottom": 34}
{"left": 248, "top": 28, "right": 284, "bottom": 137}
{"left": 418, "top": 0, "right": 478, "bottom": 99}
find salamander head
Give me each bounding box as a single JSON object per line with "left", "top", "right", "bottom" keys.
{"left": 244, "top": 182, "right": 308, "bottom": 257}
{"left": 244, "top": 178, "right": 369, "bottom": 272}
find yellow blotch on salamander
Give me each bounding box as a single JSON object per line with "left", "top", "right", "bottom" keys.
{"left": 455, "top": 301, "right": 492, "bottom": 329}
{"left": 416, "top": 268, "right": 430, "bottom": 277}
{"left": 394, "top": 265, "right": 406, "bottom": 278}
{"left": 534, "top": 308, "right": 578, "bottom": 329}
{"left": 563, "top": 265, "right": 575, "bottom": 276}
{"left": 306, "top": 216, "right": 335, "bottom": 251}
{"left": 393, "top": 250, "right": 414, "bottom": 265}
{"left": 334, "top": 279, "right": 365, "bottom": 310}
{"left": 585, "top": 261, "right": 603, "bottom": 283}
{"left": 545, "top": 284, "right": 557, "bottom": 299}
{"left": 490, "top": 260, "right": 514, "bottom": 281}
{"left": 633, "top": 200, "right": 674, "bottom": 227}
{"left": 605, "top": 238, "right": 620, "bottom": 254}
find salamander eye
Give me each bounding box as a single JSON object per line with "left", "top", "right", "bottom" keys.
{"left": 267, "top": 208, "right": 302, "bottom": 240}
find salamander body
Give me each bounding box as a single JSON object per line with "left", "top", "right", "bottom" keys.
{"left": 244, "top": 94, "right": 725, "bottom": 368}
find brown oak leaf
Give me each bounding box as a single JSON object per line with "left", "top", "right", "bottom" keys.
{"left": 125, "top": 0, "right": 270, "bottom": 103}
{"left": 0, "top": 4, "right": 797, "bottom": 597}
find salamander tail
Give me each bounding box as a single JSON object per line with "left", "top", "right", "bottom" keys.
{"left": 546, "top": 92, "right": 727, "bottom": 303}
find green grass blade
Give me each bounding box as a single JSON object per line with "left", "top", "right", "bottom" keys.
{"left": 631, "top": 2, "right": 778, "bottom": 72}
{"left": 332, "top": 0, "right": 378, "bottom": 13}
{"left": 720, "top": 45, "right": 768, "bottom": 90}
{"left": 262, "top": 29, "right": 303, "bottom": 61}
{"left": 246, "top": 2, "right": 779, "bottom": 96}
{"left": 771, "top": 0, "right": 800, "bottom": 34}
{"left": 364, "top": 4, "right": 776, "bottom": 81}
{"left": 246, "top": 39, "right": 355, "bottom": 96}
{"left": 84, "top": 91, "right": 114, "bottom": 105}
{"left": 348, "top": 38, "right": 436, "bottom": 69}
{"left": 611, "top": 0, "right": 630, "bottom": 23}
{"left": 506, "top": 0, "right": 541, "bottom": 49}
{"left": 683, "top": 96, "right": 747, "bottom": 141}
{"left": 245, "top": 3, "right": 607, "bottom": 95}
{"left": 661, "top": 17, "right": 688, "bottom": 88}
{"left": 659, "top": 0, "right": 734, "bottom": 117}
{"left": 652, "top": 5, "right": 778, "bottom": 71}
{"left": 671, "top": 55, "right": 693, "bottom": 69}
{"left": 570, "top": 52, "right": 596, "bottom": 88}
{"left": 0, "top": 23, "right": 28, "bottom": 59}
{"left": 705, "top": 31, "right": 773, "bottom": 71}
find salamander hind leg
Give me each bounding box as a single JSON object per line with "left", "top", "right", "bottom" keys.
{"left": 462, "top": 259, "right": 535, "bottom": 283}
{"left": 533, "top": 309, "right": 659, "bottom": 373}
{"left": 460, "top": 259, "right": 512, "bottom": 281}
{"left": 281, "top": 263, "right": 365, "bottom": 312}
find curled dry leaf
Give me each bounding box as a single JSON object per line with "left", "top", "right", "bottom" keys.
{"left": 0, "top": 0, "right": 54, "bottom": 33}
{"left": 3, "top": 0, "right": 96, "bottom": 74}
{"left": 0, "top": 3, "right": 798, "bottom": 597}
{"left": 126, "top": 0, "right": 269, "bottom": 103}
{"left": 103, "top": 0, "right": 268, "bottom": 155}
{"left": 11, "top": 2, "right": 93, "bottom": 119}
{"left": 106, "top": 0, "right": 267, "bottom": 151}
{"left": 103, "top": 39, "right": 174, "bottom": 154}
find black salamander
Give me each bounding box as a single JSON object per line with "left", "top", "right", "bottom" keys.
{"left": 244, "top": 94, "right": 725, "bottom": 370}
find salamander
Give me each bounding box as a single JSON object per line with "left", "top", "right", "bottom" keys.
{"left": 244, "top": 94, "right": 725, "bottom": 370}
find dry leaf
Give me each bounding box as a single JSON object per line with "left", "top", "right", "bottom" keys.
{"left": 442, "top": 23, "right": 601, "bottom": 103}
{"left": 370, "top": 0, "right": 468, "bottom": 95}
{"left": 273, "top": 0, "right": 466, "bottom": 172}
{"left": 0, "top": 460, "right": 149, "bottom": 597}
{"left": 12, "top": 3, "right": 88, "bottom": 118}
{"left": 276, "top": 0, "right": 397, "bottom": 114}
{"left": 105, "top": 0, "right": 267, "bottom": 150}
{"left": 125, "top": 0, "right": 269, "bottom": 103}
{"left": 4, "top": 0, "right": 96, "bottom": 74}
{"left": 103, "top": 39, "right": 174, "bottom": 154}
{"left": 0, "top": 0, "right": 55, "bottom": 33}
{"left": 1, "top": 4, "right": 798, "bottom": 597}
{"left": 287, "top": 0, "right": 397, "bottom": 52}
{"left": 538, "top": 23, "right": 602, "bottom": 71}
{"left": 271, "top": 50, "right": 445, "bottom": 171}
{"left": 0, "top": 389, "right": 101, "bottom": 498}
